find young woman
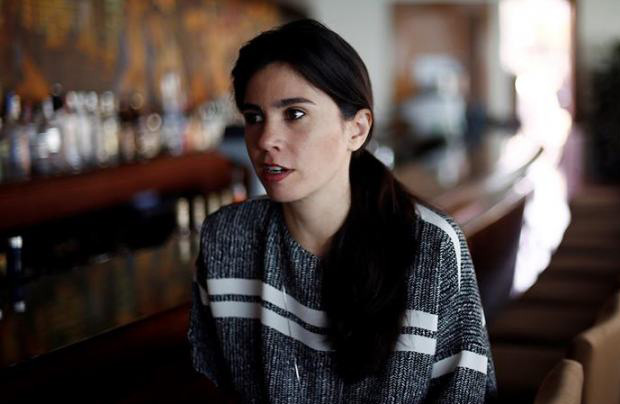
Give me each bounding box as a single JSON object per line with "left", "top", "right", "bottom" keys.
{"left": 189, "top": 19, "right": 497, "bottom": 404}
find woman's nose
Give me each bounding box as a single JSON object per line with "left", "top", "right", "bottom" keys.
{"left": 257, "top": 120, "right": 281, "bottom": 151}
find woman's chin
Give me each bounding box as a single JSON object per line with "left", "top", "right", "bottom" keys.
{"left": 265, "top": 191, "right": 295, "bottom": 204}
{"left": 264, "top": 188, "right": 304, "bottom": 204}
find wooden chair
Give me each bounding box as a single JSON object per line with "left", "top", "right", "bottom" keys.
{"left": 491, "top": 292, "right": 620, "bottom": 403}
{"left": 492, "top": 343, "right": 567, "bottom": 403}
{"left": 570, "top": 291, "right": 620, "bottom": 404}
{"left": 533, "top": 359, "right": 583, "bottom": 404}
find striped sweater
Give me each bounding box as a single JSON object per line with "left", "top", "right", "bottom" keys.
{"left": 188, "top": 198, "right": 497, "bottom": 403}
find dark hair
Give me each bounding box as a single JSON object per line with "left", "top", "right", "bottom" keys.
{"left": 232, "top": 19, "right": 420, "bottom": 382}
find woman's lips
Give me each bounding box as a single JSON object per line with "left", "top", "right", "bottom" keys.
{"left": 261, "top": 165, "right": 293, "bottom": 183}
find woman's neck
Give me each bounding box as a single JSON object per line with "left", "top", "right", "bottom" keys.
{"left": 281, "top": 184, "right": 351, "bottom": 258}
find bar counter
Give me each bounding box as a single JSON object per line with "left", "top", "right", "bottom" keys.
{"left": 0, "top": 232, "right": 198, "bottom": 369}
{"left": 394, "top": 130, "right": 542, "bottom": 234}
{"left": 0, "top": 150, "right": 236, "bottom": 396}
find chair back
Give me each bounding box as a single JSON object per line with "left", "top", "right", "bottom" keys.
{"left": 534, "top": 359, "right": 583, "bottom": 404}
{"left": 570, "top": 291, "right": 620, "bottom": 404}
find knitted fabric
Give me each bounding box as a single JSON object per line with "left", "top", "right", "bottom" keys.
{"left": 188, "top": 198, "right": 497, "bottom": 403}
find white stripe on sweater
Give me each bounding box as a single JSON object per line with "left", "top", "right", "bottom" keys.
{"left": 431, "top": 350, "right": 488, "bottom": 378}
{"left": 415, "top": 204, "right": 462, "bottom": 290}
{"left": 396, "top": 333, "right": 437, "bottom": 355}
{"left": 209, "top": 300, "right": 437, "bottom": 355}
{"left": 210, "top": 301, "right": 330, "bottom": 351}
{"left": 405, "top": 309, "right": 438, "bottom": 332}
{"left": 207, "top": 278, "right": 327, "bottom": 327}
{"left": 205, "top": 278, "right": 438, "bottom": 331}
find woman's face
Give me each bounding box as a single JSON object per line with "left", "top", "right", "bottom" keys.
{"left": 242, "top": 63, "right": 365, "bottom": 205}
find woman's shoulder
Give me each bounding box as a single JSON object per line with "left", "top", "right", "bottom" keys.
{"left": 412, "top": 200, "right": 468, "bottom": 287}
{"left": 413, "top": 200, "right": 464, "bottom": 249}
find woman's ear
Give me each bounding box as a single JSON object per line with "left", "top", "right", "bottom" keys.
{"left": 346, "top": 108, "right": 373, "bottom": 152}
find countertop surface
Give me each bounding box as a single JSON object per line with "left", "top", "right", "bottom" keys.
{"left": 0, "top": 232, "right": 198, "bottom": 369}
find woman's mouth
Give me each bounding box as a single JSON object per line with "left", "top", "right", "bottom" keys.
{"left": 261, "top": 164, "right": 293, "bottom": 182}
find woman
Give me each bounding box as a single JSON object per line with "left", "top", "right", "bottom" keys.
{"left": 189, "top": 19, "right": 497, "bottom": 404}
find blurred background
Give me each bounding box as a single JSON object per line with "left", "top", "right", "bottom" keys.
{"left": 1, "top": 0, "right": 619, "bottom": 403}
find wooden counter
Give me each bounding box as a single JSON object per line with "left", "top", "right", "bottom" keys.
{"left": 0, "top": 151, "right": 238, "bottom": 402}
{"left": 0, "top": 151, "right": 234, "bottom": 234}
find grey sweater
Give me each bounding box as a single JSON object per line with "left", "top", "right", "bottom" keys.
{"left": 188, "top": 198, "right": 497, "bottom": 403}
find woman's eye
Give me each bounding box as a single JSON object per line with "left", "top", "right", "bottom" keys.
{"left": 243, "top": 112, "right": 264, "bottom": 125}
{"left": 285, "top": 108, "right": 305, "bottom": 121}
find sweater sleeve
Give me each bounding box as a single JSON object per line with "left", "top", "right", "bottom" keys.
{"left": 424, "top": 220, "right": 498, "bottom": 404}
{"left": 187, "top": 222, "right": 230, "bottom": 389}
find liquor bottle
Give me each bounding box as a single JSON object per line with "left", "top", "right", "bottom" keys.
{"left": 100, "top": 91, "right": 120, "bottom": 166}
{"left": 118, "top": 92, "right": 144, "bottom": 162}
{"left": 47, "top": 86, "right": 66, "bottom": 174}
{"left": 199, "top": 97, "right": 228, "bottom": 150}
{"left": 131, "top": 92, "right": 160, "bottom": 160}
{"left": 160, "top": 72, "right": 187, "bottom": 156}
{"left": 0, "top": 93, "right": 12, "bottom": 181}
{"left": 30, "top": 102, "right": 48, "bottom": 176}
{"left": 137, "top": 111, "right": 162, "bottom": 159}
{"left": 75, "top": 92, "right": 94, "bottom": 169}
{"left": 0, "top": 93, "right": 31, "bottom": 182}
{"left": 7, "top": 236, "right": 26, "bottom": 314}
{"left": 192, "top": 195, "right": 206, "bottom": 232}
{"left": 33, "top": 97, "right": 62, "bottom": 176}
{"left": 175, "top": 197, "right": 192, "bottom": 264}
{"left": 59, "top": 92, "right": 83, "bottom": 172}
{"left": 175, "top": 197, "right": 191, "bottom": 236}
{"left": 51, "top": 83, "right": 64, "bottom": 111}
{"left": 7, "top": 236, "right": 27, "bottom": 314}
{"left": 16, "top": 100, "right": 35, "bottom": 180}
{"left": 85, "top": 91, "right": 105, "bottom": 167}
{"left": 6, "top": 236, "right": 22, "bottom": 278}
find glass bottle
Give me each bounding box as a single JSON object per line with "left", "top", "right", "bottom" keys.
{"left": 0, "top": 94, "right": 31, "bottom": 182}
{"left": 33, "top": 98, "right": 62, "bottom": 176}
{"left": 0, "top": 93, "right": 16, "bottom": 182}
{"left": 100, "top": 91, "right": 120, "bottom": 166}
{"left": 85, "top": 91, "right": 105, "bottom": 167}
{"left": 118, "top": 92, "right": 143, "bottom": 163}
{"left": 160, "top": 72, "right": 187, "bottom": 156}
{"left": 59, "top": 91, "right": 83, "bottom": 173}
{"left": 75, "top": 92, "right": 94, "bottom": 169}
{"left": 16, "top": 100, "right": 35, "bottom": 180}
{"left": 8, "top": 236, "right": 26, "bottom": 314}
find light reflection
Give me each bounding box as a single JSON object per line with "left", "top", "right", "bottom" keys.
{"left": 499, "top": 0, "right": 573, "bottom": 294}
{"left": 513, "top": 159, "right": 571, "bottom": 295}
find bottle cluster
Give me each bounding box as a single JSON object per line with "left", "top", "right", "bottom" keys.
{"left": 0, "top": 86, "right": 234, "bottom": 183}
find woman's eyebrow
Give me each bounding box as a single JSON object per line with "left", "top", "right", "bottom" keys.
{"left": 273, "top": 97, "right": 315, "bottom": 108}
{"left": 241, "top": 97, "right": 315, "bottom": 111}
